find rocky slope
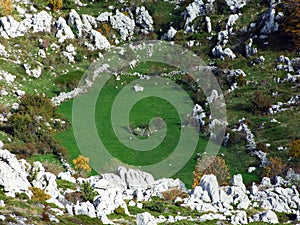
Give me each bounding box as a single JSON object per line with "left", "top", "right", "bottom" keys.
{"left": 0, "top": 148, "right": 299, "bottom": 224}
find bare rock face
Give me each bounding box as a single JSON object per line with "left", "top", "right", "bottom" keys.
{"left": 0, "top": 150, "right": 32, "bottom": 197}
{"left": 110, "top": 10, "right": 135, "bottom": 41}
{"left": 135, "top": 6, "right": 154, "bottom": 34}
{"left": 56, "top": 17, "right": 75, "bottom": 43}
{"left": 68, "top": 9, "right": 83, "bottom": 37}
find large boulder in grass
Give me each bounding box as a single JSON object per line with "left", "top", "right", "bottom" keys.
{"left": 136, "top": 212, "right": 157, "bottom": 225}
{"left": 0, "top": 150, "right": 32, "bottom": 197}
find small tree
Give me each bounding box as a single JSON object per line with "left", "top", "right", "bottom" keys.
{"left": 73, "top": 155, "right": 92, "bottom": 177}
{"left": 193, "top": 155, "right": 231, "bottom": 188}
{"left": 289, "top": 139, "right": 300, "bottom": 158}
{"left": 0, "top": 0, "right": 13, "bottom": 16}
{"left": 262, "top": 157, "right": 287, "bottom": 180}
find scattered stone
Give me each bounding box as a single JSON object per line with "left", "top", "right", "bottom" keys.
{"left": 163, "top": 26, "right": 177, "bottom": 40}
{"left": 133, "top": 84, "right": 144, "bottom": 92}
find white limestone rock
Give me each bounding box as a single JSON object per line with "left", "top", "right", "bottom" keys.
{"left": 30, "top": 11, "right": 52, "bottom": 33}
{"left": 0, "top": 16, "right": 28, "bottom": 38}
{"left": 57, "top": 172, "right": 76, "bottom": 184}
{"left": 225, "top": 0, "right": 247, "bottom": 12}
{"left": 73, "top": 201, "right": 96, "bottom": 218}
{"left": 0, "top": 43, "right": 7, "bottom": 56}
{"left": 68, "top": 9, "right": 83, "bottom": 37}
{"left": 32, "top": 171, "right": 59, "bottom": 199}
{"left": 200, "top": 174, "right": 220, "bottom": 203}
{"left": 118, "top": 166, "right": 155, "bottom": 189}
{"left": 212, "top": 45, "right": 236, "bottom": 59}
{"left": 82, "top": 14, "right": 97, "bottom": 32}
{"left": 90, "top": 29, "right": 111, "bottom": 50}
{"left": 0, "top": 150, "right": 32, "bottom": 197}
{"left": 56, "top": 17, "right": 75, "bottom": 43}
{"left": 136, "top": 6, "right": 154, "bottom": 34}
{"left": 205, "top": 16, "right": 211, "bottom": 33}
{"left": 253, "top": 210, "right": 279, "bottom": 224}
{"left": 163, "top": 26, "right": 177, "bottom": 40}
{"left": 136, "top": 212, "right": 157, "bottom": 225}
{"left": 97, "top": 12, "right": 112, "bottom": 23}
{"left": 0, "top": 70, "right": 16, "bottom": 83}
{"left": 231, "top": 210, "right": 248, "bottom": 224}
{"left": 110, "top": 10, "right": 135, "bottom": 40}
{"left": 94, "top": 188, "right": 129, "bottom": 215}
{"left": 260, "top": 9, "right": 279, "bottom": 35}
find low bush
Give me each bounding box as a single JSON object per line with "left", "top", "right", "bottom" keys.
{"left": 29, "top": 187, "right": 51, "bottom": 202}
{"left": 54, "top": 70, "right": 84, "bottom": 92}
{"left": 80, "top": 182, "right": 98, "bottom": 203}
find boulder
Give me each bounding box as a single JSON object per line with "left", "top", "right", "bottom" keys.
{"left": 110, "top": 10, "right": 135, "bottom": 40}
{"left": 0, "top": 150, "right": 32, "bottom": 197}
{"left": 57, "top": 172, "right": 76, "bottom": 184}
{"left": 231, "top": 210, "right": 248, "bottom": 224}
{"left": 97, "top": 12, "right": 113, "bottom": 23}
{"left": 163, "top": 26, "right": 177, "bottom": 40}
{"left": 183, "top": 0, "right": 214, "bottom": 32}
{"left": 198, "top": 213, "right": 226, "bottom": 222}
{"left": 94, "top": 188, "right": 129, "bottom": 215}
{"left": 56, "top": 17, "right": 75, "bottom": 43}
{"left": 136, "top": 6, "right": 154, "bottom": 34}
{"left": 0, "top": 16, "right": 28, "bottom": 38}
{"left": 225, "top": 0, "right": 247, "bottom": 12}
{"left": 90, "top": 29, "right": 111, "bottom": 50}
{"left": 68, "top": 9, "right": 83, "bottom": 37}
{"left": 0, "top": 43, "right": 7, "bottom": 56}
{"left": 253, "top": 210, "right": 279, "bottom": 224}
{"left": 73, "top": 201, "right": 96, "bottom": 218}
{"left": 136, "top": 212, "right": 157, "bottom": 225}
{"left": 259, "top": 9, "right": 279, "bottom": 35}
{"left": 200, "top": 174, "right": 220, "bottom": 203}
{"left": 212, "top": 45, "right": 236, "bottom": 59}
{"left": 32, "top": 171, "right": 59, "bottom": 199}
{"left": 205, "top": 16, "right": 211, "bottom": 33}
{"left": 118, "top": 166, "right": 155, "bottom": 189}
{"left": 245, "top": 38, "right": 257, "bottom": 57}
{"left": 30, "top": 11, "right": 52, "bottom": 33}
{"left": 82, "top": 14, "right": 97, "bottom": 32}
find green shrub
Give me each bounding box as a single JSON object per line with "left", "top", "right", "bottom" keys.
{"left": 144, "top": 201, "right": 164, "bottom": 213}
{"left": 15, "top": 192, "right": 29, "bottom": 200}
{"left": 114, "top": 206, "right": 126, "bottom": 215}
{"left": 251, "top": 91, "right": 271, "bottom": 115}
{"left": 57, "top": 179, "right": 76, "bottom": 190}
{"left": 80, "top": 182, "right": 98, "bottom": 203}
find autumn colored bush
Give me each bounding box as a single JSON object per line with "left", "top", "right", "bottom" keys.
{"left": 251, "top": 91, "right": 271, "bottom": 115}
{"left": 162, "top": 188, "right": 189, "bottom": 201}
{"left": 73, "top": 155, "right": 92, "bottom": 177}
{"left": 289, "top": 139, "right": 300, "bottom": 158}
{"left": 48, "top": 0, "right": 63, "bottom": 11}
{"left": 29, "top": 187, "right": 51, "bottom": 202}
{"left": 192, "top": 155, "right": 231, "bottom": 188}
{"left": 0, "top": 0, "right": 13, "bottom": 16}
{"left": 262, "top": 157, "right": 287, "bottom": 180}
